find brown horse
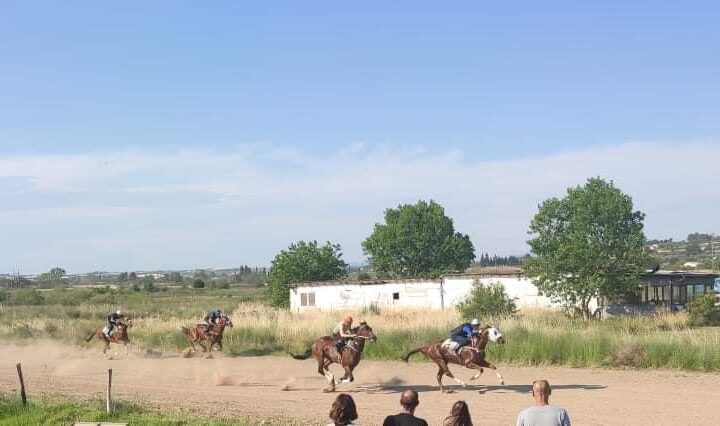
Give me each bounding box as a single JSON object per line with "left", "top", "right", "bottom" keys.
{"left": 289, "top": 321, "right": 377, "bottom": 392}
{"left": 403, "top": 325, "right": 506, "bottom": 392}
{"left": 181, "top": 314, "right": 233, "bottom": 353}
{"left": 85, "top": 319, "right": 133, "bottom": 358}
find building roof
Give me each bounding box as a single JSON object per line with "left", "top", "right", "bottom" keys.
{"left": 285, "top": 278, "right": 441, "bottom": 289}
{"left": 285, "top": 268, "right": 525, "bottom": 289}
{"left": 285, "top": 268, "right": 717, "bottom": 289}
{"left": 642, "top": 270, "right": 717, "bottom": 277}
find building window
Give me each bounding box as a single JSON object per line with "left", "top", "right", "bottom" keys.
{"left": 393, "top": 292, "right": 400, "bottom": 300}
{"left": 300, "top": 292, "right": 316, "bottom": 307}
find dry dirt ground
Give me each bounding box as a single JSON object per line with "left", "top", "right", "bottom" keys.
{"left": 1, "top": 342, "right": 718, "bottom": 425}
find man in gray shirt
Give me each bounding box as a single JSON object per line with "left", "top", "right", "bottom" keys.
{"left": 516, "top": 380, "right": 571, "bottom": 426}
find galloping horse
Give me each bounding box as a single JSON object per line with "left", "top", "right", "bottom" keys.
{"left": 85, "top": 319, "right": 133, "bottom": 358}
{"left": 289, "top": 321, "right": 377, "bottom": 392}
{"left": 182, "top": 314, "right": 233, "bottom": 353}
{"left": 403, "top": 325, "right": 506, "bottom": 392}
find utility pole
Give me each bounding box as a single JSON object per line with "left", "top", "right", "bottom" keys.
{"left": 712, "top": 233, "right": 716, "bottom": 273}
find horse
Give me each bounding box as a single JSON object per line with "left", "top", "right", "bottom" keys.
{"left": 403, "top": 325, "right": 506, "bottom": 392}
{"left": 181, "top": 314, "right": 233, "bottom": 353}
{"left": 85, "top": 318, "right": 133, "bottom": 358}
{"left": 288, "top": 321, "right": 377, "bottom": 392}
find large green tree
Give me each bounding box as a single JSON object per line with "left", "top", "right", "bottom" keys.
{"left": 524, "top": 178, "right": 649, "bottom": 318}
{"left": 362, "top": 200, "right": 475, "bottom": 278}
{"left": 267, "top": 241, "right": 347, "bottom": 307}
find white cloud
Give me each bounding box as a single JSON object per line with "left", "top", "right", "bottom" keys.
{"left": 0, "top": 141, "right": 718, "bottom": 273}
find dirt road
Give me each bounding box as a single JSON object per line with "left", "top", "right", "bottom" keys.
{"left": 0, "top": 342, "right": 716, "bottom": 425}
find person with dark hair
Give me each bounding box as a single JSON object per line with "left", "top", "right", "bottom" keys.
{"left": 444, "top": 400, "right": 473, "bottom": 426}
{"left": 516, "top": 380, "right": 571, "bottom": 426}
{"left": 327, "top": 393, "right": 359, "bottom": 426}
{"left": 382, "top": 389, "right": 428, "bottom": 426}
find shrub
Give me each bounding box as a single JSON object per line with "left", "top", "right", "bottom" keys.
{"left": 613, "top": 342, "right": 647, "bottom": 367}
{"left": 457, "top": 281, "right": 516, "bottom": 319}
{"left": 0, "top": 289, "right": 7, "bottom": 303}
{"left": 687, "top": 293, "right": 720, "bottom": 326}
{"left": 209, "top": 280, "right": 230, "bottom": 290}
{"left": 193, "top": 279, "right": 206, "bottom": 289}
{"left": 8, "top": 289, "right": 44, "bottom": 306}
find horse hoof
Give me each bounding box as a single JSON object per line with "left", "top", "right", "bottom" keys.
{"left": 323, "top": 388, "right": 334, "bottom": 393}
{"left": 500, "top": 381, "right": 505, "bottom": 385}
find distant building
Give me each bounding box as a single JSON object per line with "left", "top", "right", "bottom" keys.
{"left": 288, "top": 268, "right": 718, "bottom": 314}
{"left": 287, "top": 268, "right": 599, "bottom": 313}
{"left": 637, "top": 270, "right": 717, "bottom": 311}
{"left": 683, "top": 262, "right": 700, "bottom": 269}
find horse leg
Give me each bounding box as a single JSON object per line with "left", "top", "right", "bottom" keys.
{"left": 124, "top": 342, "right": 128, "bottom": 356}
{"left": 460, "top": 356, "right": 484, "bottom": 381}
{"left": 479, "top": 360, "right": 504, "bottom": 385}
{"left": 321, "top": 358, "right": 336, "bottom": 392}
{"left": 339, "top": 364, "right": 353, "bottom": 384}
{"left": 436, "top": 366, "right": 446, "bottom": 393}
{"left": 199, "top": 341, "right": 208, "bottom": 352}
{"left": 440, "top": 360, "right": 466, "bottom": 388}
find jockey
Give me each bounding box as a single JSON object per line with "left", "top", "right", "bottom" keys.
{"left": 332, "top": 314, "right": 356, "bottom": 353}
{"left": 203, "top": 308, "right": 223, "bottom": 334}
{"left": 106, "top": 310, "right": 124, "bottom": 337}
{"left": 450, "top": 318, "right": 481, "bottom": 354}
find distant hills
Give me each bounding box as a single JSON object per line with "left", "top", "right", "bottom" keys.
{"left": 647, "top": 233, "right": 719, "bottom": 271}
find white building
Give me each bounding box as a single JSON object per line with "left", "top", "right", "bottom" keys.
{"left": 287, "top": 270, "right": 585, "bottom": 312}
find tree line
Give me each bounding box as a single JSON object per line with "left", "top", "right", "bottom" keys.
{"left": 475, "top": 253, "right": 526, "bottom": 267}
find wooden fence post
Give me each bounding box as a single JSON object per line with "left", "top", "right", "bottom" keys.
{"left": 106, "top": 368, "right": 113, "bottom": 414}
{"left": 15, "top": 363, "right": 27, "bottom": 406}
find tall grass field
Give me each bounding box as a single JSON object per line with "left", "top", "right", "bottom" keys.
{"left": 1, "top": 287, "right": 720, "bottom": 371}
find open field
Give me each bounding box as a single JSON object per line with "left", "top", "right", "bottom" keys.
{"left": 1, "top": 342, "right": 719, "bottom": 425}
{"left": 2, "top": 290, "right": 720, "bottom": 371}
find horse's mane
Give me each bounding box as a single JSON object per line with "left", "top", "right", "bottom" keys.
{"left": 351, "top": 321, "right": 369, "bottom": 333}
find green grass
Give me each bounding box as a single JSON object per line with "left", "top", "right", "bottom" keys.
{"left": 0, "top": 393, "right": 276, "bottom": 425}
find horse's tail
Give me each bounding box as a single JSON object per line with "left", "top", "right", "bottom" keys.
{"left": 403, "top": 346, "right": 428, "bottom": 363}
{"left": 85, "top": 329, "right": 97, "bottom": 342}
{"left": 288, "top": 347, "right": 312, "bottom": 360}
{"left": 181, "top": 326, "right": 189, "bottom": 335}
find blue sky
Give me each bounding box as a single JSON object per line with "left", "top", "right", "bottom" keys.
{"left": 0, "top": 2, "right": 718, "bottom": 273}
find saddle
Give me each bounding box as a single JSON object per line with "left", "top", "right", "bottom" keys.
{"left": 441, "top": 339, "right": 460, "bottom": 352}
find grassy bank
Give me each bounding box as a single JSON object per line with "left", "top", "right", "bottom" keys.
{"left": 2, "top": 288, "right": 720, "bottom": 371}
{"left": 0, "top": 393, "right": 276, "bottom": 425}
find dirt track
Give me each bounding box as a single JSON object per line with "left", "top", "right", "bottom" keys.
{"left": 0, "top": 342, "right": 717, "bottom": 425}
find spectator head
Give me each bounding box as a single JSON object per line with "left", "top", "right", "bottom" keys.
{"left": 400, "top": 389, "right": 420, "bottom": 414}
{"left": 329, "top": 393, "right": 358, "bottom": 426}
{"left": 444, "top": 400, "right": 473, "bottom": 426}
{"left": 532, "top": 379, "right": 552, "bottom": 405}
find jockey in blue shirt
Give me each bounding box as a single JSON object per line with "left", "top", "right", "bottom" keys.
{"left": 450, "top": 318, "right": 481, "bottom": 354}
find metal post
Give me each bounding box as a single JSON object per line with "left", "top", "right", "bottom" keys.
{"left": 106, "top": 368, "right": 113, "bottom": 414}
{"left": 15, "top": 363, "right": 27, "bottom": 406}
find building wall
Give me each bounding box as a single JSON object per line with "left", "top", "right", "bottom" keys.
{"left": 289, "top": 280, "right": 442, "bottom": 312}
{"left": 289, "top": 275, "right": 598, "bottom": 312}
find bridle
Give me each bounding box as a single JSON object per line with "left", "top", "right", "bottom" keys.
{"left": 346, "top": 326, "right": 374, "bottom": 353}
